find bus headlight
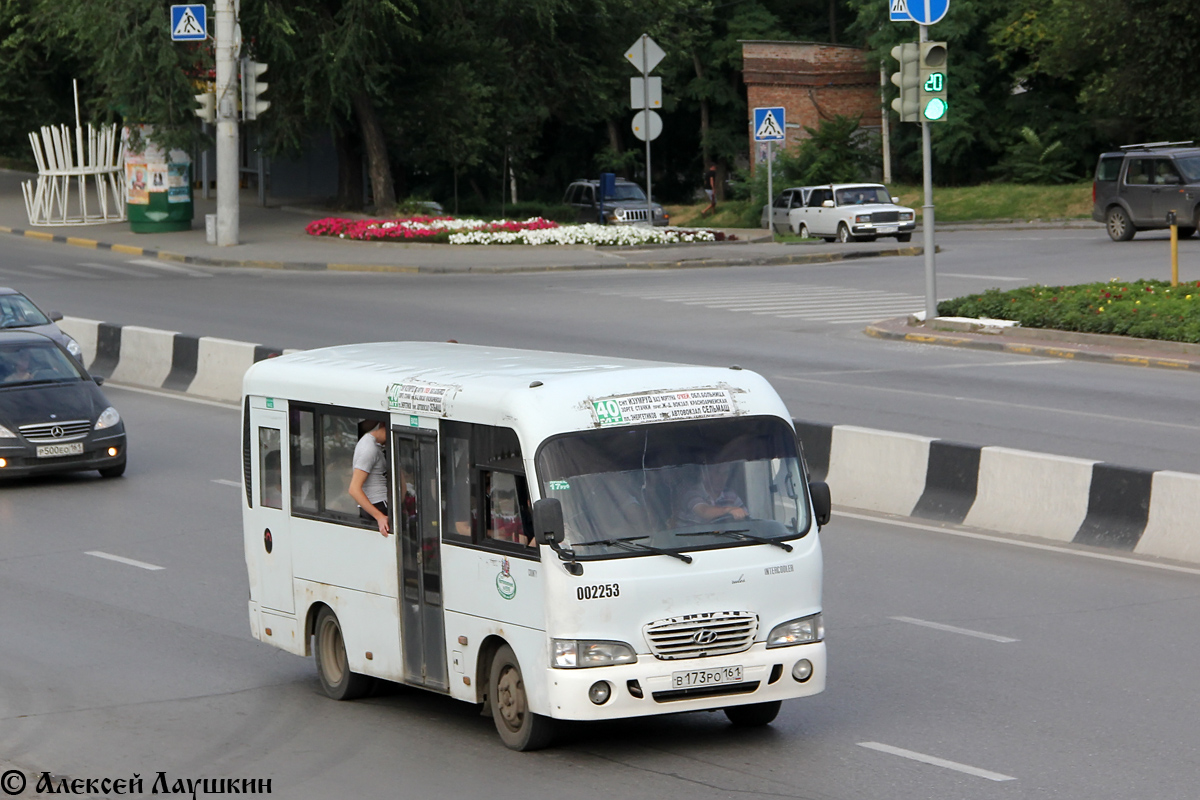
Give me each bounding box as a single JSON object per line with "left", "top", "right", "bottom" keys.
{"left": 94, "top": 407, "right": 121, "bottom": 430}
{"left": 552, "top": 639, "right": 637, "bottom": 668}
{"left": 766, "top": 613, "right": 824, "bottom": 648}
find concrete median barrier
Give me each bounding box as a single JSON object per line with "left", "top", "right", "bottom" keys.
{"left": 56, "top": 315, "right": 1198, "bottom": 566}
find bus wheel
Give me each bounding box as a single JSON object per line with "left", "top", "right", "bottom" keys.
{"left": 724, "top": 700, "right": 782, "bottom": 727}
{"left": 314, "top": 607, "right": 373, "bottom": 701}
{"left": 490, "top": 644, "right": 555, "bottom": 751}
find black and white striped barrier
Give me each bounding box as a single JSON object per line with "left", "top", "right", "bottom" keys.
{"left": 59, "top": 317, "right": 286, "bottom": 401}
{"left": 56, "top": 316, "right": 1197, "bottom": 565}
{"left": 794, "top": 421, "right": 1200, "bottom": 565}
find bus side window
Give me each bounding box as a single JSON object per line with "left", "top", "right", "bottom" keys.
{"left": 259, "top": 427, "right": 282, "bottom": 509}
{"left": 484, "top": 471, "right": 533, "bottom": 546}
{"left": 321, "top": 413, "right": 363, "bottom": 516}
{"left": 441, "top": 427, "right": 474, "bottom": 540}
{"left": 290, "top": 409, "right": 317, "bottom": 513}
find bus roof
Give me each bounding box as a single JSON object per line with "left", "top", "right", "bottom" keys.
{"left": 243, "top": 342, "right": 791, "bottom": 444}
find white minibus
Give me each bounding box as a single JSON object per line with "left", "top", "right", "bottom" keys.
{"left": 241, "top": 342, "right": 831, "bottom": 750}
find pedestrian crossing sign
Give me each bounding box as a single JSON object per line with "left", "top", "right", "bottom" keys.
{"left": 170, "top": 5, "right": 207, "bottom": 41}
{"left": 753, "top": 107, "right": 786, "bottom": 142}
{"left": 890, "top": 0, "right": 913, "bottom": 21}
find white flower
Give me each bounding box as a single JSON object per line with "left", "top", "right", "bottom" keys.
{"left": 448, "top": 224, "right": 717, "bottom": 246}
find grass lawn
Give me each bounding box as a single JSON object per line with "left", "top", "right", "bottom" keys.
{"left": 666, "top": 182, "right": 1095, "bottom": 228}
{"left": 939, "top": 279, "right": 1200, "bottom": 343}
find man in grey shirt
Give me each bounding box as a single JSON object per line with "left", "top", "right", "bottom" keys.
{"left": 349, "top": 421, "right": 390, "bottom": 536}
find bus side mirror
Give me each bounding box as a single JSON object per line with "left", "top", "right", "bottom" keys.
{"left": 533, "top": 498, "right": 565, "bottom": 545}
{"left": 809, "top": 481, "right": 831, "bottom": 527}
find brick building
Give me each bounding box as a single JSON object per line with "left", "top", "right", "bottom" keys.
{"left": 741, "top": 41, "right": 882, "bottom": 172}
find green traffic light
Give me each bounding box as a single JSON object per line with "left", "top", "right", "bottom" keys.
{"left": 923, "top": 97, "right": 947, "bottom": 121}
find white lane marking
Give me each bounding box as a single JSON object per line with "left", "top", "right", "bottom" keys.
{"left": 799, "top": 359, "right": 1061, "bottom": 376}
{"left": 26, "top": 264, "right": 103, "bottom": 279}
{"left": 128, "top": 259, "right": 212, "bottom": 278}
{"left": 889, "top": 616, "right": 1019, "bottom": 643}
{"left": 941, "top": 273, "right": 1028, "bottom": 282}
{"left": 85, "top": 551, "right": 164, "bottom": 571}
{"left": 78, "top": 261, "right": 155, "bottom": 277}
{"left": 858, "top": 742, "right": 1016, "bottom": 782}
{"left": 835, "top": 510, "right": 1200, "bottom": 577}
{"left": 772, "top": 375, "right": 1200, "bottom": 434}
{"left": 212, "top": 479, "right": 241, "bottom": 487}
{"left": 100, "top": 382, "right": 240, "bottom": 410}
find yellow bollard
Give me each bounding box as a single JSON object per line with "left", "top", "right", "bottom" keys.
{"left": 1168, "top": 210, "right": 1179, "bottom": 287}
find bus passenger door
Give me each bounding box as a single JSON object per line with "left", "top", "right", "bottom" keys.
{"left": 394, "top": 430, "right": 448, "bottom": 691}
{"left": 248, "top": 407, "right": 293, "bottom": 614}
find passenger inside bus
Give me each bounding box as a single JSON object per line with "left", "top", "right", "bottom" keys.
{"left": 349, "top": 420, "right": 391, "bottom": 537}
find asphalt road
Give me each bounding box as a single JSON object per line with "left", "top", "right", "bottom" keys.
{"left": 2, "top": 387, "right": 1199, "bottom": 799}
{"left": 3, "top": 227, "right": 1198, "bottom": 472}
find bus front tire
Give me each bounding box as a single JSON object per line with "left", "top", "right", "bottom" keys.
{"left": 314, "top": 607, "right": 373, "bottom": 701}
{"left": 490, "top": 644, "right": 555, "bottom": 751}
{"left": 724, "top": 700, "right": 782, "bottom": 727}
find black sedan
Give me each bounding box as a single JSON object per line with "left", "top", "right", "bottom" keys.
{"left": 0, "top": 330, "right": 126, "bottom": 479}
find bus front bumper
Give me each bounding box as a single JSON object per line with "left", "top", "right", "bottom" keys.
{"left": 544, "top": 641, "right": 825, "bottom": 721}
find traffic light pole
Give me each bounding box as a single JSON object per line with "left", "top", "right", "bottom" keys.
{"left": 215, "top": 0, "right": 238, "bottom": 246}
{"left": 919, "top": 24, "right": 938, "bottom": 321}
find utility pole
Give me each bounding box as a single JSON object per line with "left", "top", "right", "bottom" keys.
{"left": 215, "top": 0, "right": 238, "bottom": 246}
{"left": 919, "top": 22, "right": 937, "bottom": 321}
{"left": 880, "top": 64, "right": 892, "bottom": 185}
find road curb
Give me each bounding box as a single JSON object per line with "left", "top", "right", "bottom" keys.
{"left": 0, "top": 223, "right": 927, "bottom": 274}
{"left": 864, "top": 319, "right": 1200, "bottom": 372}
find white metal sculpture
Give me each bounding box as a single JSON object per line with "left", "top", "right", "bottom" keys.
{"left": 22, "top": 82, "right": 126, "bottom": 226}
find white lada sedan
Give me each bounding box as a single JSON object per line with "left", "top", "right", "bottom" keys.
{"left": 789, "top": 184, "right": 916, "bottom": 243}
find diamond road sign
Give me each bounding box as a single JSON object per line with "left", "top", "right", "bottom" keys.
{"left": 170, "top": 5, "right": 207, "bottom": 41}
{"left": 624, "top": 35, "right": 665, "bottom": 74}
{"left": 753, "top": 107, "right": 786, "bottom": 142}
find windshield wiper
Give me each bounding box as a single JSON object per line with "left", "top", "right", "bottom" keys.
{"left": 573, "top": 536, "right": 692, "bottom": 564}
{"left": 678, "top": 529, "right": 793, "bottom": 552}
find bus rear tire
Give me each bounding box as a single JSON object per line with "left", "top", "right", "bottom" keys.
{"left": 724, "top": 700, "right": 782, "bottom": 727}
{"left": 314, "top": 607, "right": 373, "bottom": 701}
{"left": 490, "top": 644, "right": 555, "bottom": 751}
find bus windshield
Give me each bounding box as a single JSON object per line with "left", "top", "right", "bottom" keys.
{"left": 536, "top": 416, "right": 810, "bottom": 559}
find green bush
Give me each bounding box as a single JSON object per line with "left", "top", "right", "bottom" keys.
{"left": 990, "top": 128, "right": 1080, "bottom": 185}
{"left": 938, "top": 280, "right": 1200, "bottom": 342}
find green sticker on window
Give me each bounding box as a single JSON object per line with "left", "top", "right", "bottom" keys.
{"left": 548, "top": 480, "right": 571, "bottom": 491}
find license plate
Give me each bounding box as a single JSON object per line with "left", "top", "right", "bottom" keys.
{"left": 877, "top": 226, "right": 898, "bottom": 233}
{"left": 671, "top": 665, "right": 743, "bottom": 688}
{"left": 37, "top": 442, "right": 83, "bottom": 458}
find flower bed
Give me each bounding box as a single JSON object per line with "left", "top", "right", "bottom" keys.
{"left": 305, "top": 216, "right": 734, "bottom": 246}
{"left": 938, "top": 279, "right": 1200, "bottom": 343}
{"left": 448, "top": 224, "right": 731, "bottom": 246}
{"left": 305, "top": 216, "right": 558, "bottom": 243}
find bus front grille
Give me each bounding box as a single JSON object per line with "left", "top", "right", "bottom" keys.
{"left": 643, "top": 611, "right": 758, "bottom": 660}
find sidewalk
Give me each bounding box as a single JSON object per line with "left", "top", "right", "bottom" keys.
{"left": 0, "top": 169, "right": 933, "bottom": 273}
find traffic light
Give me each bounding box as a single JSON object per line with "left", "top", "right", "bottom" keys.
{"left": 241, "top": 59, "right": 270, "bottom": 121}
{"left": 919, "top": 42, "right": 948, "bottom": 122}
{"left": 889, "top": 43, "right": 920, "bottom": 123}
{"left": 194, "top": 90, "right": 215, "bottom": 124}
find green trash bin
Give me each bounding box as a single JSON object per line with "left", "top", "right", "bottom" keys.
{"left": 128, "top": 161, "right": 194, "bottom": 233}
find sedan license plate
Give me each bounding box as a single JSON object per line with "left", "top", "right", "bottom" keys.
{"left": 877, "top": 226, "right": 898, "bottom": 233}
{"left": 37, "top": 442, "right": 83, "bottom": 458}
{"left": 671, "top": 665, "right": 743, "bottom": 688}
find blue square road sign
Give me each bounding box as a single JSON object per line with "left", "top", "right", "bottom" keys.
{"left": 171, "top": 5, "right": 207, "bottom": 42}
{"left": 752, "top": 107, "right": 786, "bottom": 142}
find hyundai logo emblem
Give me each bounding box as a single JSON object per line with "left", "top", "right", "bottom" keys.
{"left": 51, "top": 426, "right": 65, "bottom": 438}
{"left": 692, "top": 629, "right": 719, "bottom": 645}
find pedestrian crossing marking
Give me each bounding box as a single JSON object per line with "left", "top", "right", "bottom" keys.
{"left": 891, "top": 0, "right": 909, "bottom": 14}
{"left": 0, "top": 259, "right": 215, "bottom": 281}
{"left": 584, "top": 283, "right": 925, "bottom": 325}
{"left": 754, "top": 111, "right": 784, "bottom": 141}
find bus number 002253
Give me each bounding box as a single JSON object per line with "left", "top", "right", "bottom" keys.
{"left": 577, "top": 584, "right": 620, "bottom": 600}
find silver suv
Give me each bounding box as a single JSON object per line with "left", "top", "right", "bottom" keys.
{"left": 1093, "top": 142, "right": 1200, "bottom": 241}
{"left": 563, "top": 179, "right": 668, "bottom": 227}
